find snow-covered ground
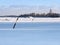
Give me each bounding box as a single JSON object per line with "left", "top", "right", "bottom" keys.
{"left": 0, "top": 17, "right": 60, "bottom": 22}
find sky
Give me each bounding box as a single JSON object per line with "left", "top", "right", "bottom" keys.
{"left": 0, "top": 0, "right": 60, "bottom": 6}
{"left": 0, "top": 0, "right": 60, "bottom": 15}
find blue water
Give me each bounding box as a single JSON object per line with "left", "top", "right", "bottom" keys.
{"left": 0, "top": 22, "right": 60, "bottom": 30}
{"left": 0, "top": 22, "right": 60, "bottom": 45}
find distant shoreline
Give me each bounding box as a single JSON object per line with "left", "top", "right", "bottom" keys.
{"left": 0, "top": 17, "right": 60, "bottom": 22}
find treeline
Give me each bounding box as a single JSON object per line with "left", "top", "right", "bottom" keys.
{"left": 19, "top": 13, "right": 60, "bottom": 18}
{"left": 0, "top": 13, "right": 60, "bottom": 18}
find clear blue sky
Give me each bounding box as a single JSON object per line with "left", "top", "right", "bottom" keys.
{"left": 0, "top": 0, "right": 60, "bottom": 7}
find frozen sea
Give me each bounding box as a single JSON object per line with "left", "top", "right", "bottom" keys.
{"left": 0, "top": 22, "right": 60, "bottom": 45}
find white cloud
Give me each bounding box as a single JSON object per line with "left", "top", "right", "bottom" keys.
{"left": 0, "top": 5, "right": 60, "bottom": 16}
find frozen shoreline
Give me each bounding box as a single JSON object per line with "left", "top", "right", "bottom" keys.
{"left": 0, "top": 17, "right": 60, "bottom": 22}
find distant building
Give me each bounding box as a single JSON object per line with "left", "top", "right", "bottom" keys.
{"left": 46, "top": 9, "right": 60, "bottom": 17}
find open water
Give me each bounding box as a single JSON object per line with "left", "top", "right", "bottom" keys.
{"left": 0, "top": 22, "right": 60, "bottom": 45}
